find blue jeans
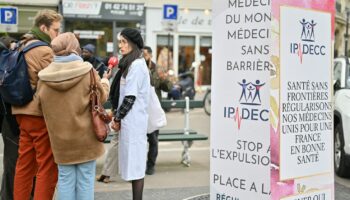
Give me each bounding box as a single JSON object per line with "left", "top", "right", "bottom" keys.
{"left": 57, "top": 160, "right": 96, "bottom": 200}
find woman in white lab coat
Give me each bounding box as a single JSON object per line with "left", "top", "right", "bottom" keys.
{"left": 110, "top": 28, "right": 150, "bottom": 200}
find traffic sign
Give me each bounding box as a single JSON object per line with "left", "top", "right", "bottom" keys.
{"left": 1, "top": 7, "right": 17, "bottom": 25}
{"left": 163, "top": 4, "right": 178, "bottom": 20}
{"left": 0, "top": 7, "right": 18, "bottom": 32}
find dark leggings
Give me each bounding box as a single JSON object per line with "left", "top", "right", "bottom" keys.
{"left": 132, "top": 178, "right": 144, "bottom": 200}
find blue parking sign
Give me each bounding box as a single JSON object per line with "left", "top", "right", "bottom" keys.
{"left": 163, "top": 5, "right": 178, "bottom": 20}
{"left": 1, "top": 7, "right": 17, "bottom": 25}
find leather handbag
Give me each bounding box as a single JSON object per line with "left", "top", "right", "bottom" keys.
{"left": 90, "top": 69, "right": 112, "bottom": 142}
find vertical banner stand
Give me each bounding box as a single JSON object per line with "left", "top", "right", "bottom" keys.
{"left": 211, "top": 1, "right": 335, "bottom": 200}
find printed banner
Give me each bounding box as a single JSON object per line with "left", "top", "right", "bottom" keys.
{"left": 270, "top": 1, "right": 335, "bottom": 200}
{"left": 212, "top": 0, "right": 334, "bottom": 200}
{"left": 211, "top": 1, "right": 271, "bottom": 199}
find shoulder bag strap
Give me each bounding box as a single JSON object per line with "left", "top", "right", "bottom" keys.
{"left": 90, "top": 69, "right": 99, "bottom": 107}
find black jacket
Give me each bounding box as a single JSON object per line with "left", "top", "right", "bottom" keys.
{"left": 87, "top": 57, "right": 107, "bottom": 78}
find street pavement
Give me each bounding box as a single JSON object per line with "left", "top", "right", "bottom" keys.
{"left": 94, "top": 108, "right": 350, "bottom": 200}
{"left": 93, "top": 106, "right": 211, "bottom": 200}
{"left": 1, "top": 94, "right": 350, "bottom": 199}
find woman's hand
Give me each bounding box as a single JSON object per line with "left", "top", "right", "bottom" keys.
{"left": 111, "top": 120, "right": 121, "bottom": 131}
{"left": 103, "top": 70, "right": 113, "bottom": 79}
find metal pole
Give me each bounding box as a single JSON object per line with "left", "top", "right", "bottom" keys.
{"left": 184, "top": 96, "right": 190, "bottom": 135}
{"left": 167, "top": 32, "right": 170, "bottom": 70}
{"left": 345, "top": 11, "right": 349, "bottom": 57}
{"left": 58, "top": 0, "right": 65, "bottom": 32}
{"left": 182, "top": 96, "right": 191, "bottom": 167}
{"left": 113, "top": 21, "right": 117, "bottom": 56}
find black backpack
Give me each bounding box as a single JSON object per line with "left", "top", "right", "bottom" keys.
{"left": 0, "top": 41, "right": 48, "bottom": 106}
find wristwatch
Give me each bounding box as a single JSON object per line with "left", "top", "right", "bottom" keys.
{"left": 113, "top": 117, "right": 121, "bottom": 123}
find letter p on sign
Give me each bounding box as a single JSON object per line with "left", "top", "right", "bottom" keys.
{"left": 166, "top": 7, "right": 174, "bottom": 18}
{"left": 163, "top": 5, "right": 178, "bottom": 20}
{"left": 0, "top": 7, "right": 17, "bottom": 25}
{"left": 5, "top": 11, "right": 13, "bottom": 21}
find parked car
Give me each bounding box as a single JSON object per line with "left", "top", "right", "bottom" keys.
{"left": 334, "top": 57, "right": 350, "bottom": 177}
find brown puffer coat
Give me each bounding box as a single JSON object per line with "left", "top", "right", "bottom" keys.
{"left": 37, "top": 59, "right": 109, "bottom": 164}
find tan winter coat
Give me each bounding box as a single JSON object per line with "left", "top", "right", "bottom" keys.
{"left": 37, "top": 59, "right": 109, "bottom": 164}
{"left": 12, "top": 38, "right": 54, "bottom": 116}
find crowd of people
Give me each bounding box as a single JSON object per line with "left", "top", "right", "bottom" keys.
{"left": 0, "top": 9, "right": 173, "bottom": 200}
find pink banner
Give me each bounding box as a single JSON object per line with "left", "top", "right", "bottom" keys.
{"left": 270, "top": 0, "right": 335, "bottom": 200}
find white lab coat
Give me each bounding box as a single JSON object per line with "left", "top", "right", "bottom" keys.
{"left": 118, "top": 58, "right": 150, "bottom": 181}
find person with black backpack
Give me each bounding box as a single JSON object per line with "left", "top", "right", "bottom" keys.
{"left": 0, "top": 36, "right": 20, "bottom": 200}
{"left": 8, "top": 9, "right": 62, "bottom": 200}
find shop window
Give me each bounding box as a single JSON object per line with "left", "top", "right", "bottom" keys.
{"left": 117, "top": 21, "right": 139, "bottom": 28}
{"left": 178, "top": 36, "right": 195, "bottom": 74}
{"left": 156, "top": 35, "right": 174, "bottom": 71}
{"left": 199, "top": 36, "right": 212, "bottom": 85}
{"left": 65, "top": 20, "right": 113, "bottom": 61}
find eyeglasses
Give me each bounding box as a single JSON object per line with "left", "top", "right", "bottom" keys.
{"left": 47, "top": 25, "right": 59, "bottom": 34}
{"left": 51, "top": 28, "right": 60, "bottom": 33}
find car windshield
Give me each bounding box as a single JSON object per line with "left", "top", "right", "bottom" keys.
{"left": 333, "top": 60, "right": 350, "bottom": 89}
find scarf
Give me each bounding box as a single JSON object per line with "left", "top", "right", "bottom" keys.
{"left": 30, "top": 27, "right": 51, "bottom": 44}
{"left": 109, "top": 54, "right": 133, "bottom": 110}
{"left": 54, "top": 53, "right": 83, "bottom": 63}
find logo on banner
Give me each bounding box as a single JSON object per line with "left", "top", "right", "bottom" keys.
{"left": 290, "top": 19, "right": 326, "bottom": 64}
{"left": 224, "top": 79, "right": 269, "bottom": 130}
{"left": 239, "top": 79, "right": 265, "bottom": 106}
{"left": 300, "top": 19, "right": 316, "bottom": 42}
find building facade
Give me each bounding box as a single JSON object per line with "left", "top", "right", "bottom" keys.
{"left": 0, "top": 0, "right": 146, "bottom": 60}
{"left": 61, "top": 0, "right": 145, "bottom": 58}
{"left": 0, "top": 0, "right": 59, "bottom": 38}
{"left": 7, "top": 1, "right": 348, "bottom": 85}
{"left": 0, "top": 0, "right": 212, "bottom": 86}
{"left": 335, "top": 0, "right": 350, "bottom": 57}
{"left": 145, "top": 0, "right": 212, "bottom": 86}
